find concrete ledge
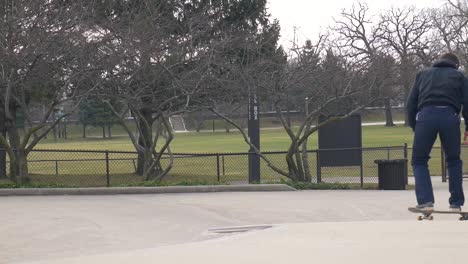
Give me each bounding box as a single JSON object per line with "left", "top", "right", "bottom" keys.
{"left": 0, "top": 184, "right": 296, "bottom": 196}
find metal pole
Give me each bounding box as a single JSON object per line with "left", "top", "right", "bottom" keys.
{"left": 360, "top": 161, "right": 364, "bottom": 188}
{"left": 360, "top": 147, "right": 364, "bottom": 188}
{"left": 248, "top": 92, "right": 260, "bottom": 183}
{"left": 404, "top": 143, "right": 409, "bottom": 185}
{"left": 55, "top": 160, "right": 58, "bottom": 176}
{"left": 106, "top": 151, "right": 110, "bottom": 187}
{"left": 216, "top": 154, "right": 220, "bottom": 182}
{"left": 316, "top": 150, "right": 322, "bottom": 183}
{"left": 222, "top": 155, "right": 225, "bottom": 178}
{"left": 404, "top": 143, "right": 408, "bottom": 160}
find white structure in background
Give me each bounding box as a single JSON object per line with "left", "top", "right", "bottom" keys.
{"left": 169, "top": 115, "right": 188, "bottom": 133}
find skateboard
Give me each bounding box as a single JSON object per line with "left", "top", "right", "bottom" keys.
{"left": 408, "top": 207, "right": 468, "bottom": 221}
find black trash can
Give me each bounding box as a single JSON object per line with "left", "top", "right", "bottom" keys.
{"left": 374, "top": 159, "right": 408, "bottom": 190}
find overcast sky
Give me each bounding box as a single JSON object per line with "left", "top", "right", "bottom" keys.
{"left": 267, "top": 0, "right": 447, "bottom": 49}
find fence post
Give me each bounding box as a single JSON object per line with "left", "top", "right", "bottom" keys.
{"left": 222, "top": 155, "right": 225, "bottom": 178}
{"left": 316, "top": 150, "right": 322, "bottom": 183}
{"left": 360, "top": 148, "right": 364, "bottom": 189}
{"left": 106, "top": 151, "right": 110, "bottom": 187}
{"left": 387, "top": 147, "right": 390, "bottom": 160}
{"left": 404, "top": 143, "right": 408, "bottom": 160}
{"left": 216, "top": 154, "right": 220, "bottom": 182}
{"left": 404, "top": 143, "right": 409, "bottom": 185}
{"left": 55, "top": 160, "right": 59, "bottom": 176}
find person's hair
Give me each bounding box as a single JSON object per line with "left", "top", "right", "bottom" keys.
{"left": 440, "top": 52, "right": 460, "bottom": 66}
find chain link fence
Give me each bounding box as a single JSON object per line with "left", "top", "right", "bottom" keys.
{"left": 4, "top": 144, "right": 468, "bottom": 187}
{"left": 0, "top": 145, "right": 419, "bottom": 187}
{"left": 406, "top": 145, "right": 468, "bottom": 182}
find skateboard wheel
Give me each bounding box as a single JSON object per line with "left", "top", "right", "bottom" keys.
{"left": 460, "top": 217, "right": 465, "bottom": 221}
{"left": 429, "top": 216, "right": 434, "bottom": 220}
{"left": 418, "top": 216, "right": 423, "bottom": 221}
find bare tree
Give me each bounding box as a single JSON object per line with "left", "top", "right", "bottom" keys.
{"left": 211, "top": 34, "right": 384, "bottom": 182}
{"left": 332, "top": 3, "right": 397, "bottom": 126}
{"left": 448, "top": 0, "right": 468, "bottom": 20}
{"left": 0, "top": 0, "right": 99, "bottom": 183}
{"left": 90, "top": 0, "right": 250, "bottom": 180}
{"left": 432, "top": 1, "right": 468, "bottom": 70}
{"left": 276, "top": 46, "right": 384, "bottom": 181}
{"left": 333, "top": 3, "right": 381, "bottom": 60}
{"left": 379, "top": 6, "right": 432, "bottom": 125}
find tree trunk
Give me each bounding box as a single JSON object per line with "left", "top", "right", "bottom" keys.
{"left": 138, "top": 150, "right": 154, "bottom": 179}
{"left": 286, "top": 154, "right": 299, "bottom": 180}
{"left": 53, "top": 124, "right": 57, "bottom": 141}
{"left": 57, "top": 122, "right": 61, "bottom": 138}
{"left": 286, "top": 144, "right": 308, "bottom": 182}
{"left": 294, "top": 148, "right": 305, "bottom": 181}
{"left": 195, "top": 112, "right": 203, "bottom": 132}
{"left": 136, "top": 150, "right": 164, "bottom": 180}
{"left": 401, "top": 58, "right": 412, "bottom": 127}
{"left": 301, "top": 126, "right": 312, "bottom": 182}
{"left": 136, "top": 108, "right": 154, "bottom": 176}
{"left": 136, "top": 148, "right": 145, "bottom": 176}
{"left": 0, "top": 149, "right": 6, "bottom": 179}
{"left": 63, "top": 121, "right": 67, "bottom": 140}
{"left": 404, "top": 86, "right": 410, "bottom": 126}
{"left": 10, "top": 150, "right": 29, "bottom": 184}
{"left": 0, "top": 108, "right": 6, "bottom": 179}
{"left": 102, "top": 126, "right": 106, "bottom": 138}
{"left": 384, "top": 98, "right": 395, "bottom": 127}
{"left": 108, "top": 126, "right": 112, "bottom": 138}
{"left": 7, "top": 122, "right": 30, "bottom": 183}
{"left": 82, "top": 124, "right": 86, "bottom": 138}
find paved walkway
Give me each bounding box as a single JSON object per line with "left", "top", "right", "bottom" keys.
{"left": 26, "top": 222, "right": 468, "bottom": 264}
{"left": 1, "top": 180, "right": 466, "bottom": 264}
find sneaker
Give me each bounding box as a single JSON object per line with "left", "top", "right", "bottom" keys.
{"left": 416, "top": 202, "right": 434, "bottom": 212}
{"left": 450, "top": 205, "right": 462, "bottom": 212}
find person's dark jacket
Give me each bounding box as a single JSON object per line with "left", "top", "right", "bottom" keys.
{"left": 407, "top": 59, "right": 468, "bottom": 131}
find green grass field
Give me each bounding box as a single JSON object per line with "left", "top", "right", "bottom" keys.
{"left": 38, "top": 124, "right": 418, "bottom": 152}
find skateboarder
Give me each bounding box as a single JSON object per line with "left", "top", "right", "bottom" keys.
{"left": 407, "top": 52, "right": 468, "bottom": 212}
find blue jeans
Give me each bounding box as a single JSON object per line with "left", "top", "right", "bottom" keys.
{"left": 412, "top": 106, "right": 465, "bottom": 206}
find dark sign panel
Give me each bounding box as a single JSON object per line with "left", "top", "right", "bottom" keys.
{"left": 318, "top": 115, "right": 362, "bottom": 167}
{"left": 248, "top": 93, "right": 260, "bottom": 183}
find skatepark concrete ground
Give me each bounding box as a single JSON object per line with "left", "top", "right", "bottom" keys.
{"left": 2, "top": 179, "right": 467, "bottom": 264}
